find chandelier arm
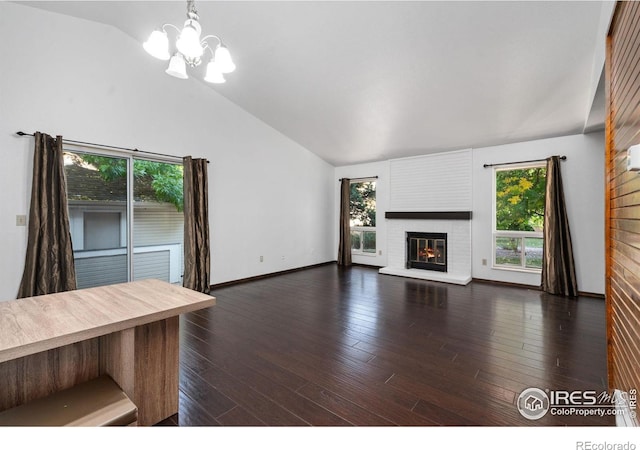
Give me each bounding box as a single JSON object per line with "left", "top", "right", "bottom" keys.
{"left": 161, "top": 23, "right": 182, "bottom": 35}
{"left": 204, "top": 44, "right": 216, "bottom": 59}
{"left": 201, "top": 35, "right": 223, "bottom": 48}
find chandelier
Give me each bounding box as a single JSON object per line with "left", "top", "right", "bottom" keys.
{"left": 143, "top": 0, "right": 235, "bottom": 83}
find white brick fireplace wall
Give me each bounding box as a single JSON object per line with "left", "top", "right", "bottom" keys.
{"left": 379, "top": 149, "right": 473, "bottom": 285}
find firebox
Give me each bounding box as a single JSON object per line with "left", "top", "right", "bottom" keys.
{"left": 406, "top": 232, "right": 447, "bottom": 272}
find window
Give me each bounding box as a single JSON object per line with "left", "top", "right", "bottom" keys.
{"left": 493, "top": 164, "right": 546, "bottom": 270}
{"left": 349, "top": 180, "right": 376, "bottom": 254}
{"left": 64, "top": 150, "right": 184, "bottom": 289}
{"left": 83, "top": 212, "right": 123, "bottom": 250}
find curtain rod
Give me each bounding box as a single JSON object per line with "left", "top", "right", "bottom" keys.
{"left": 483, "top": 155, "right": 566, "bottom": 168}
{"left": 15, "top": 131, "right": 210, "bottom": 164}
{"left": 338, "top": 176, "right": 379, "bottom": 182}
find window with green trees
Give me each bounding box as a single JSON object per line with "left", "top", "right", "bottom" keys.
{"left": 350, "top": 180, "right": 376, "bottom": 254}
{"left": 79, "top": 155, "right": 184, "bottom": 211}
{"left": 494, "top": 165, "right": 546, "bottom": 270}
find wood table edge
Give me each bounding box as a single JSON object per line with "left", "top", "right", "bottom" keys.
{"left": 0, "top": 296, "right": 215, "bottom": 364}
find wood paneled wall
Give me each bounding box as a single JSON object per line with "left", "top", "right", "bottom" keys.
{"left": 606, "top": 1, "right": 640, "bottom": 393}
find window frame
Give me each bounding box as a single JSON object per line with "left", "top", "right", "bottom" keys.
{"left": 64, "top": 143, "right": 184, "bottom": 284}
{"left": 82, "top": 210, "right": 126, "bottom": 251}
{"left": 349, "top": 178, "right": 377, "bottom": 257}
{"left": 350, "top": 225, "right": 377, "bottom": 256}
{"left": 492, "top": 162, "right": 546, "bottom": 273}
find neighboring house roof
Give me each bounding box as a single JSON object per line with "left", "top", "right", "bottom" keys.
{"left": 65, "top": 164, "right": 158, "bottom": 203}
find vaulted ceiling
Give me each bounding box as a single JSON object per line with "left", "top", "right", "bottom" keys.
{"left": 23, "top": 1, "right": 613, "bottom": 166}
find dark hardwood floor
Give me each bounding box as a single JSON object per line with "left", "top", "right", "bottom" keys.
{"left": 157, "top": 264, "right": 613, "bottom": 426}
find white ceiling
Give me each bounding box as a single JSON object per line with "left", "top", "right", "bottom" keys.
{"left": 21, "top": 1, "right": 613, "bottom": 166}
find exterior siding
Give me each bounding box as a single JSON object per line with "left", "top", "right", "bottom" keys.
{"left": 73, "top": 203, "right": 184, "bottom": 289}
{"left": 134, "top": 203, "right": 184, "bottom": 277}
{"left": 75, "top": 254, "right": 127, "bottom": 289}
{"left": 133, "top": 251, "right": 170, "bottom": 282}
{"left": 133, "top": 204, "right": 184, "bottom": 247}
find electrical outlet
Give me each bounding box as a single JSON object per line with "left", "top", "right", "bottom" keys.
{"left": 260, "top": 255, "right": 263, "bottom": 262}
{"left": 482, "top": 258, "right": 487, "bottom": 266}
{"left": 16, "top": 215, "right": 26, "bottom": 226}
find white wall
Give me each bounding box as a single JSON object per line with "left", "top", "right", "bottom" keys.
{"left": 336, "top": 133, "right": 605, "bottom": 294}
{"left": 471, "top": 132, "right": 605, "bottom": 294}
{"left": 0, "top": 3, "right": 335, "bottom": 300}
{"left": 334, "top": 161, "right": 390, "bottom": 267}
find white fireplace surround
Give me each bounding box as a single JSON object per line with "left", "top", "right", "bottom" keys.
{"left": 379, "top": 218, "right": 472, "bottom": 285}
{"left": 379, "top": 150, "right": 473, "bottom": 285}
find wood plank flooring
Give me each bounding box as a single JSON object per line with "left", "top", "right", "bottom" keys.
{"left": 157, "top": 265, "right": 613, "bottom": 426}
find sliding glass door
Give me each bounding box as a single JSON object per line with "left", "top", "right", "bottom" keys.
{"left": 132, "top": 160, "right": 184, "bottom": 284}
{"left": 64, "top": 150, "right": 184, "bottom": 289}
{"left": 64, "top": 151, "right": 129, "bottom": 289}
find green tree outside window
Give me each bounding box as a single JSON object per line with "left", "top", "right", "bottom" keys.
{"left": 495, "top": 167, "right": 546, "bottom": 231}
{"left": 74, "top": 154, "right": 184, "bottom": 211}
{"left": 350, "top": 181, "right": 376, "bottom": 227}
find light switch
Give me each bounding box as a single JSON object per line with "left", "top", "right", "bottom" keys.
{"left": 16, "top": 215, "right": 27, "bottom": 226}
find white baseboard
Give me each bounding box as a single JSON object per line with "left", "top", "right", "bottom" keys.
{"left": 614, "top": 389, "right": 639, "bottom": 427}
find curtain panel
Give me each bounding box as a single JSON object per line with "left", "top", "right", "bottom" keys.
{"left": 337, "top": 178, "right": 352, "bottom": 266}
{"left": 18, "top": 132, "right": 77, "bottom": 298}
{"left": 541, "top": 156, "right": 578, "bottom": 297}
{"left": 183, "top": 156, "right": 211, "bottom": 293}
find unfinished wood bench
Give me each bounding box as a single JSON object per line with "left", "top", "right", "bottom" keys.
{"left": 0, "top": 375, "right": 137, "bottom": 426}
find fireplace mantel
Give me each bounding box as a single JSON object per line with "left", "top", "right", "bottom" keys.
{"left": 385, "top": 211, "right": 472, "bottom": 220}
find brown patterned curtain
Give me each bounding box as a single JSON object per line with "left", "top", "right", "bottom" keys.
{"left": 183, "top": 156, "right": 210, "bottom": 293}
{"left": 18, "top": 132, "right": 76, "bottom": 298}
{"left": 541, "top": 156, "right": 578, "bottom": 297}
{"left": 337, "top": 178, "right": 352, "bottom": 266}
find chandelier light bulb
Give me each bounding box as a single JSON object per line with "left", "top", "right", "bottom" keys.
{"left": 176, "top": 19, "right": 204, "bottom": 60}
{"left": 214, "top": 45, "right": 235, "bottom": 74}
{"left": 165, "top": 53, "right": 189, "bottom": 79}
{"left": 143, "top": 30, "right": 170, "bottom": 60}
{"left": 204, "top": 61, "right": 226, "bottom": 84}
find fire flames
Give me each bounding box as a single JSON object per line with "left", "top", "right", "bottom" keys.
{"left": 419, "top": 247, "right": 439, "bottom": 259}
